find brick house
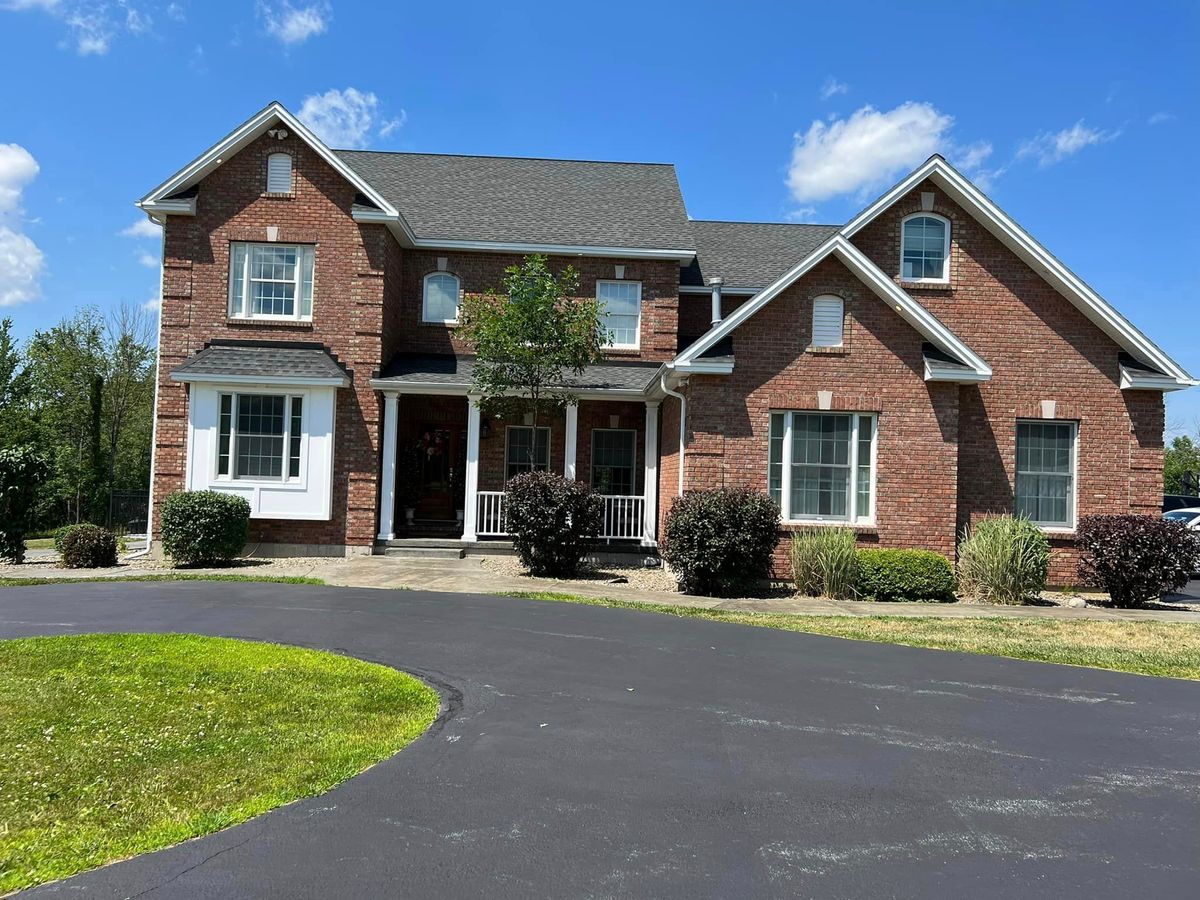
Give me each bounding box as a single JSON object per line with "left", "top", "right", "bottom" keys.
{"left": 137, "top": 102, "right": 1194, "bottom": 580}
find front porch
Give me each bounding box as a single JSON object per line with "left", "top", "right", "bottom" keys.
{"left": 372, "top": 357, "right": 662, "bottom": 548}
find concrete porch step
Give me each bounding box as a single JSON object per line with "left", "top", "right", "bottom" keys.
{"left": 375, "top": 538, "right": 517, "bottom": 559}
{"left": 381, "top": 545, "right": 466, "bottom": 560}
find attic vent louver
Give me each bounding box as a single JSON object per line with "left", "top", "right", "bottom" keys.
{"left": 267, "top": 153, "right": 293, "bottom": 193}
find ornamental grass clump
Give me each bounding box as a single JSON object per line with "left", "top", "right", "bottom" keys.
{"left": 956, "top": 515, "right": 1050, "bottom": 605}
{"left": 1076, "top": 514, "right": 1200, "bottom": 608}
{"left": 789, "top": 527, "right": 858, "bottom": 600}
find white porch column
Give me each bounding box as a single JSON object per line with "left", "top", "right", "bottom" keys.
{"left": 377, "top": 391, "right": 400, "bottom": 541}
{"left": 642, "top": 400, "right": 660, "bottom": 546}
{"left": 563, "top": 401, "right": 579, "bottom": 480}
{"left": 462, "top": 394, "right": 481, "bottom": 542}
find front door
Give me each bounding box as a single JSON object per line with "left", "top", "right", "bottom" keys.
{"left": 415, "top": 424, "right": 464, "bottom": 520}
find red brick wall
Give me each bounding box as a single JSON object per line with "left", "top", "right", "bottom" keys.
{"left": 850, "top": 179, "right": 1165, "bottom": 581}
{"left": 152, "top": 130, "right": 394, "bottom": 550}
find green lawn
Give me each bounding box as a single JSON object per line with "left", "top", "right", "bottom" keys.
{"left": 507, "top": 591, "right": 1200, "bottom": 680}
{"left": 22, "top": 538, "right": 55, "bottom": 550}
{"left": 0, "top": 573, "right": 324, "bottom": 587}
{"left": 0, "top": 634, "right": 439, "bottom": 893}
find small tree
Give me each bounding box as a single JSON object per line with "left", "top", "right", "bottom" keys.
{"left": 0, "top": 446, "right": 49, "bottom": 563}
{"left": 1165, "top": 434, "right": 1200, "bottom": 495}
{"left": 458, "top": 255, "right": 606, "bottom": 466}
{"left": 1076, "top": 514, "right": 1200, "bottom": 608}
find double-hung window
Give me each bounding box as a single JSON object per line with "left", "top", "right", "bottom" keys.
{"left": 597, "top": 280, "right": 641, "bottom": 349}
{"left": 1015, "top": 420, "right": 1076, "bottom": 528}
{"left": 229, "top": 242, "right": 315, "bottom": 321}
{"left": 900, "top": 213, "right": 950, "bottom": 283}
{"left": 423, "top": 272, "right": 461, "bottom": 323}
{"left": 591, "top": 429, "right": 637, "bottom": 495}
{"left": 505, "top": 426, "right": 550, "bottom": 480}
{"left": 217, "top": 392, "right": 304, "bottom": 481}
{"left": 769, "top": 411, "right": 876, "bottom": 523}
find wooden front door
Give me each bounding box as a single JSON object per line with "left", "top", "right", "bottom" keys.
{"left": 415, "top": 424, "right": 465, "bottom": 520}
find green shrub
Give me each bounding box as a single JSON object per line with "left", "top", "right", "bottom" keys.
{"left": 662, "top": 488, "right": 779, "bottom": 596}
{"left": 160, "top": 490, "right": 250, "bottom": 566}
{"left": 59, "top": 524, "right": 119, "bottom": 569}
{"left": 956, "top": 515, "right": 1049, "bottom": 605}
{"left": 857, "top": 548, "right": 956, "bottom": 602}
{"left": 53, "top": 523, "right": 90, "bottom": 554}
{"left": 504, "top": 471, "right": 603, "bottom": 577}
{"left": 789, "top": 528, "right": 858, "bottom": 599}
{"left": 1076, "top": 514, "right": 1200, "bottom": 608}
{"left": 0, "top": 446, "right": 49, "bottom": 564}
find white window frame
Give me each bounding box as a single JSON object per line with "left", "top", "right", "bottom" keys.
{"left": 1015, "top": 419, "right": 1078, "bottom": 531}
{"left": 266, "top": 152, "right": 293, "bottom": 193}
{"left": 504, "top": 425, "right": 551, "bottom": 481}
{"left": 422, "top": 271, "right": 461, "bottom": 324}
{"left": 769, "top": 410, "right": 878, "bottom": 525}
{"left": 228, "top": 242, "right": 315, "bottom": 322}
{"left": 597, "top": 280, "right": 642, "bottom": 350}
{"left": 590, "top": 428, "right": 638, "bottom": 495}
{"left": 900, "top": 212, "right": 951, "bottom": 284}
{"left": 810, "top": 294, "right": 845, "bottom": 348}
{"left": 215, "top": 391, "right": 308, "bottom": 485}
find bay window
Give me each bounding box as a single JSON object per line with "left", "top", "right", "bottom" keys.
{"left": 769, "top": 411, "right": 877, "bottom": 523}
{"left": 229, "top": 242, "right": 315, "bottom": 321}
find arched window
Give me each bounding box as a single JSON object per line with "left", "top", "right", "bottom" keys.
{"left": 423, "top": 272, "right": 461, "bottom": 323}
{"left": 900, "top": 213, "right": 950, "bottom": 282}
{"left": 266, "top": 152, "right": 293, "bottom": 193}
{"left": 811, "top": 295, "right": 844, "bottom": 347}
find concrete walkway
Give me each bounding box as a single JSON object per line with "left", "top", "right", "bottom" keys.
{"left": 10, "top": 552, "right": 1196, "bottom": 623}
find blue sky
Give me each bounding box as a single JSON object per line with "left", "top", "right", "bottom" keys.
{"left": 1, "top": 0, "right": 1197, "bottom": 430}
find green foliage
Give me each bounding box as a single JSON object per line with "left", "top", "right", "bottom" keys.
{"left": 159, "top": 490, "right": 251, "bottom": 566}
{"left": 0, "top": 445, "right": 49, "bottom": 563}
{"left": 0, "top": 318, "right": 33, "bottom": 448}
{"left": 662, "top": 488, "right": 780, "bottom": 596}
{"left": 457, "top": 255, "right": 606, "bottom": 425}
{"left": 1165, "top": 434, "right": 1200, "bottom": 495}
{"left": 1076, "top": 514, "right": 1200, "bottom": 608}
{"left": 504, "top": 471, "right": 603, "bottom": 577}
{"left": 58, "top": 523, "right": 119, "bottom": 569}
{"left": 789, "top": 527, "right": 859, "bottom": 600}
{"left": 956, "top": 515, "right": 1050, "bottom": 605}
{"left": 856, "top": 548, "right": 956, "bottom": 603}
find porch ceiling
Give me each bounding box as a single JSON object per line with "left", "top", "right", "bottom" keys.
{"left": 373, "top": 353, "right": 662, "bottom": 396}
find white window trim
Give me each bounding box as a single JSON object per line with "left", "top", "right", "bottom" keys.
{"left": 228, "top": 242, "right": 315, "bottom": 322}
{"left": 214, "top": 391, "right": 309, "bottom": 486}
{"left": 590, "top": 428, "right": 638, "bottom": 493}
{"left": 266, "top": 152, "right": 293, "bottom": 194}
{"left": 597, "top": 280, "right": 642, "bottom": 350}
{"left": 771, "top": 410, "right": 878, "bottom": 525}
{"left": 422, "top": 271, "right": 461, "bottom": 324}
{"left": 810, "top": 294, "right": 845, "bottom": 348}
{"left": 900, "top": 212, "right": 951, "bottom": 284}
{"left": 504, "top": 425, "right": 551, "bottom": 480}
{"left": 1015, "top": 418, "right": 1079, "bottom": 532}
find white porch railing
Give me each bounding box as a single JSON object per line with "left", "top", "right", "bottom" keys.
{"left": 474, "top": 491, "right": 646, "bottom": 542}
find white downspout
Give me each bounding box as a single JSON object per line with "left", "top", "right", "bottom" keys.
{"left": 660, "top": 372, "right": 687, "bottom": 497}
{"left": 127, "top": 217, "right": 164, "bottom": 559}
{"left": 708, "top": 276, "right": 723, "bottom": 326}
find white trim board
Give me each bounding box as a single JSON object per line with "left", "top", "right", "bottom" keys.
{"left": 674, "top": 234, "right": 992, "bottom": 382}
{"left": 171, "top": 372, "right": 350, "bottom": 388}
{"left": 843, "top": 155, "right": 1195, "bottom": 388}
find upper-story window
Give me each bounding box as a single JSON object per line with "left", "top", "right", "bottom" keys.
{"left": 229, "top": 242, "right": 314, "bottom": 321}
{"left": 597, "top": 280, "right": 641, "bottom": 349}
{"left": 266, "top": 153, "right": 293, "bottom": 193}
{"left": 423, "top": 272, "right": 460, "bottom": 324}
{"left": 900, "top": 213, "right": 950, "bottom": 283}
{"left": 810, "top": 295, "right": 844, "bottom": 348}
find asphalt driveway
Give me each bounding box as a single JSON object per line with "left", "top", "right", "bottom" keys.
{"left": 2, "top": 582, "right": 1198, "bottom": 898}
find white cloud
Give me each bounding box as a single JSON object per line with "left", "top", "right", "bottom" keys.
{"left": 143, "top": 294, "right": 161, "bottom": 311}
{"left": 0, "top": 143, "right": 44, "bottom": 306}
{"left": 787, "top": 102, "right": 955, "bottom": 204}
{"left": 819, "top": 77, "right": 849, "bottom": 101}
{"left": 137, "top": 249, "right": 158, "bottom": 268}
{"left": 120, "top": 217, "right": 161, "bottom": 238}
{"left": 299, "top": 87, "right": 403, "bottom": 149}
{"left": 1017, "top": 120, "right": 1120, "bottom": 167}
{"left": 1148, "top": 111, "right": 1175, "bottom": 126}
{"left": 259, "top": 1, "right": 328, "bottom": 45}
{"left": 3, "top": 0, "right": 157, "bottom": 55}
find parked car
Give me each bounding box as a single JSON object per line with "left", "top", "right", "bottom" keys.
{"left": 1164, "top": 494, "right": 1200, "bottom": 513}
{"left": 1164, "top": 508, "right": 1200, "bottom": 531}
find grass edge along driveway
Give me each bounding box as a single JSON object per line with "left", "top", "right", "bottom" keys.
{"left": 507, "top": 591, "right": 1200, "bottom": 681}
{"left": 0, "top": 633, "right": 439, "bottom": 894}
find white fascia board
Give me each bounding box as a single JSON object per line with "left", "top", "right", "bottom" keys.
{"left": 673, "top": 359, "right": 735, "bottom": 374}
{"left": 674, "top": 234, "right": 990, "bottom": 379}
{"left": 368, "top": 378, "right": 651, "bottom": 400}
{"left": 171, "top": 372, "right": 350, "bottom": 388}
{"left": 1120, "top": 366, "right": 1195, "bottom": 392}
{"left": 843, "top": 156, "right": 1194, "bottom": 387}
{"left": 678, "top": 285, "right": 760, "bottom": 295}
{"left": 405, "top": 236, "right": 696, "bottom": 263}
{"left": 924, "top": 360, "right": 991, "bottom": 383}
{"left": 138, "top": 198, "right": 196, "bottom": 217}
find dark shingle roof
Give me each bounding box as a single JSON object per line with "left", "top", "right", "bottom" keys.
{"left": 170, "top": 342, "right": 350, "bottom": 384}
{"left": 335, "top": 150, "right": 694, "bottom": 251}
{"left": 682, "top": 220, "right": 840, "bottom": 290}
{"left": 378, "top": 353, "right": 661, "bottom": 393}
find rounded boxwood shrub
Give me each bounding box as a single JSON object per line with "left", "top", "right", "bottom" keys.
{"left": 1076, "top": 514, "right": 1200, "bottom": 608}
{"left": 504, "top": 471, "right": 603, "bottom": 578}
{"left": 789, "top": 527, "right": 858, "bottom": 599}
{"left": 59, "top": 524, "right": 119, "bottom": 569}
{"left": 662, "top": 488, "right": 779, "bottom": 597}
{"left": 160, "top": 490, "right": 250, "bottom": 566}
{"left": 956, "top": 515, "right": 1049, "bottom": 605}
{"left": 857, "top": 548, "right": 955, "bottom": 602}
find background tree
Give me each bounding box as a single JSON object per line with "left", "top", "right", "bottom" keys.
{"left": 0, "top": 446, "right": 49, "bottom": 563}
{"left": 1165, "top": 433, "right": 1200, "bottom": 495}
{"left": 0, "top": 318, "right": 33, "bottom": 448}
{"left": 457, "top": 255, "right": 607, "bottom": 467}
